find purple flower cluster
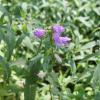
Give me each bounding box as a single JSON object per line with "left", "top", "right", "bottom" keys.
{"left": 52, "top": 25, "right": 71, "bottom": 46}
{"left": 33, "top": 24, "right": 71, "bottom": 46}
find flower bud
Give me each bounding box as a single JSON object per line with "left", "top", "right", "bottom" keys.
{"left": 34, "top": 28, "right": 45, "bottom": 38}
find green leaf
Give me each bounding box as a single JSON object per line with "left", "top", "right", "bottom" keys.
{"left": 81, "top": 41, "right": 96, "bottom": 50}
{"left": 24, "top": 55, "right": 43, "bottom": 100}
{"left": 0, "top": 26, "right": 5, "bottom": 42}
{"left": 0, "top": 30, "right": 4, "bottom": 42}
{"left": 4, "top": 27, "right": 15, "bottom": 61}
{"left": 24, "top": 82, "right": 36, "bottom": 100}
{"left": 46, "top": 72, "right": 59, "bottom": 86}
{"left": 93, "top": 7, "right": 100, "bottom": 16}
{"left": 74, "top": 84, "right": 85, "bottom": 100}
{"left": 77, "top": 17, "right": 92, "bottom": 27}
{"left": 0, "top": 4, "right": 8, "bottom": 15}
{"left": 22, "top": 36, "right": 33, "bottom": 51}
{"left": 30, "top": 54, "right": 43, "bottom": 63}
{"left": 92, "top": 63, "right": 100, "bottom": 88}
{"left": 0, "top": 88, "right": 9, "bottom": 96}
{"left": 69, "top": 59, "right": 76, "bottom": 75}
{"left": 25, "top": 54, "right": 43, "bottom": 84}
{"left": 74, "top": 0, "right": 81, "bottom": 7}
{"left": 80, "top": 51, "right": 100, "bottom": 62}
{"left": 0, "top": 56, "right": 11, "bottom": 82}
{"left": 95, "top": 91, "right": 100, "bottom": 100}
{"left": 15, "top": 34, "right": 25, "bottom": 48}
{"left": 42, "top": 55, "right": 52, "bottom": 71}
{"left": 10, "top": 58, "right": 26, "bottom": 67}
{"left": 0, "top": 4, "right": 12, "bottom": 24}
{"left": 51, "top": 86, "right": 60, "bottom": 95}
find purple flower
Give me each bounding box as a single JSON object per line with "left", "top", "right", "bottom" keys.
{"left": 52, "top": 25, "right": 64, "bottom": 34}
{"left": 60, "top": 36, "right": 71, "bottom": 45}
{"left": 53, "top": 33, "right": 71, "bottom": 46}
{"left": 53, "top": 33, "right": 61, "bottom": 46}
{"left": 34, "top": 28, "right": 45, "bottom": 38}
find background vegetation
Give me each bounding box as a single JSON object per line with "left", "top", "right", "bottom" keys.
{"left": 0, "top": 0, "right": 100, "bottom": 100}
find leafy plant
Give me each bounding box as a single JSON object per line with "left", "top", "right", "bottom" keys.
{"left": 0, "top": 0, "right": 100, "bottom": 100}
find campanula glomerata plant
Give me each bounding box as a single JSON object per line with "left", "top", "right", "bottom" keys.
{"left": 34, "top": 25, "right": 71, "bottom": 46}
{"left": 0, "top": 0, "right": 100, "bottom": 100}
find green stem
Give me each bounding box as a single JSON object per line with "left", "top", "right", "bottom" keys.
{"left": 36, "top": 39, "right": 42, "bottom": 55}
{"left": 49, "top": 31, "right": 54, "bottom": 58}
{"left": 24, "top": 77, "right": 36, "bottom": 100}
